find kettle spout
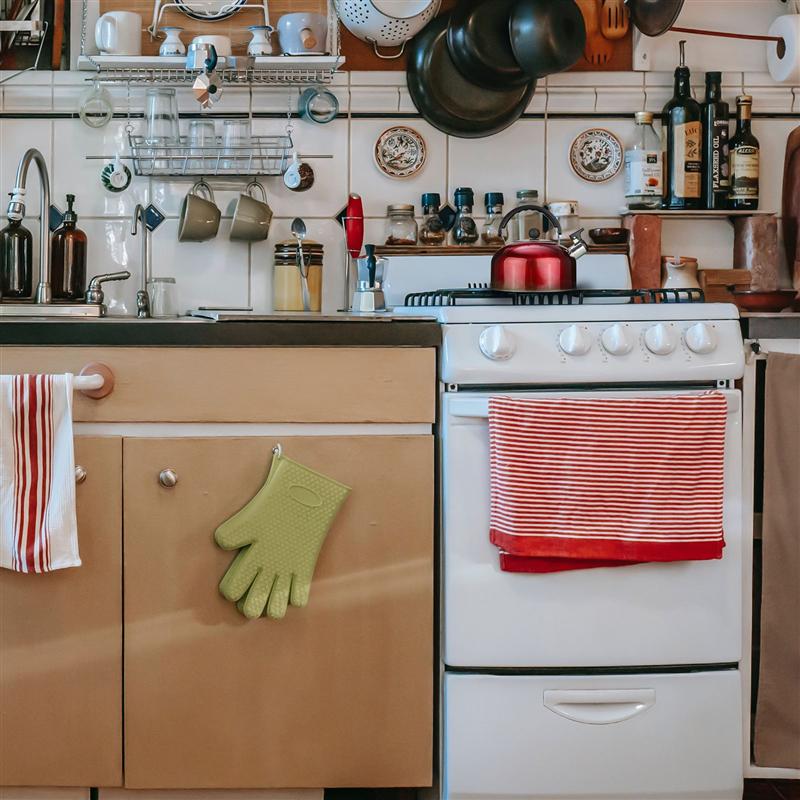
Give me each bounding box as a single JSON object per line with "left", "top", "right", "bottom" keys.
{"left": 566, "top": 229, "right": 589, "bottom": 260}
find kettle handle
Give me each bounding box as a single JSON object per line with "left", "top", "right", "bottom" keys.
{"left": 498, "top": 204, "right": 562, "bottom": 239}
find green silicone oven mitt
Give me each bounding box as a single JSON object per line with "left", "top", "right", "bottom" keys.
{"left": 215, "top": 447, "right": 351, "bottom": 620}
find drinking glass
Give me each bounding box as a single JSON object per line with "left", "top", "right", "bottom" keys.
{"left": 188, "top": 119, "right": 216, "bottom": 171}
{"left": 145, "top": 88, "right": 180, "bottom": 170}
{"left": 147, "top": 277, "right": 178, "bottom": 317}
{"left": 221, "top": 118, "right": 252, "bottom": 171}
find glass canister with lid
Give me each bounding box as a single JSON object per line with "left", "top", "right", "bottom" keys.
{"left": 510, "top": 189, "right": 543, "bottom": 242}
{"left": 273, "top": 239, "right": 324, "bottom": 312}
{"left": 384, "top": 204, "right": 418, "bottom": 246}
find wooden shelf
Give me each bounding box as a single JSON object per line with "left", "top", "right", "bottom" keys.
{"left": 375, "top": 244, "right": 628, "bottom": 257}
{"left": 620, "top": 210, "right": 775, "bottom": 219}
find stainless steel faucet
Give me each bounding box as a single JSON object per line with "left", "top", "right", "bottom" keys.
{"left": 132, "top": 204, "right": 150, "bottom": 318}
{"left": 7, "top": 148, "right": 51, "bottom": 304}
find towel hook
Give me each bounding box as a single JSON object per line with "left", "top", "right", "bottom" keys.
{"left": 77, "top": 362, "right": 115, "bottom": 399}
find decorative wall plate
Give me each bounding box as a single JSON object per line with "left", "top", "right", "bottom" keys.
{"left": 569, "top": 128, "right": 624, "bottom": 183}
{"left": 374, "top": 126, "right": 427, "bottom": 179}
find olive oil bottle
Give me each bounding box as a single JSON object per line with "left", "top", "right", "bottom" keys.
{"left": 729, "top": 95, "right": 760, "bottom": 211}
{"left": 662, "top": 41, "right": 702, "bottom": 210}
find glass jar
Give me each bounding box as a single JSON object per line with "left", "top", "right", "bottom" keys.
{"left": 273, "top": 239, "right": 324, "bottom": 312}
{"left": 384, "top": 204, "right": 418, "bottom": 246}
{"left": 547, "top": 200, "right": 581, "bottom": 242}
{"left": 482, "top": 192, "right": 507, "bottom": 246}
{"left": 419, "top": 193, "right": 446, "bottom": 246}
{"left": 510, "top": 189, "right": 543, "bottom": 242}
{"left": 147, "top": 277, "right": 178, "bottom": 317}
{"left": 452, "top": 187, "right": 479, "bottom": 246}
{"left": 624, "top": 111, "right": 663, "bottom": 210}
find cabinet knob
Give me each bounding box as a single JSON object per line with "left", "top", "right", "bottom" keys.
{"left": 159, "top": 469, "right": 178, "bottom": 488}
{"left": 75, "top": 465, "right": 87, "bottom": 484}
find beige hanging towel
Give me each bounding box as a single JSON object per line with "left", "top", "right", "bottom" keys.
{"left": 754, "top": 352, "right": 800, "bottom": 768}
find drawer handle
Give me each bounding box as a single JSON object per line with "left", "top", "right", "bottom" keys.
{"left": 543, "top": 689, "right": 656, "bottom": 725}
{"left": 75, "top": 465, "right": 87, "bottom": 484}
{"left": 159, "top": 469, "right": 178, "bottom": 488}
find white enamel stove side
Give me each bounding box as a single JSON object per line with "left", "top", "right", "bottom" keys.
{"left": 441, "top": 319, "right": 745, "bottom": 386}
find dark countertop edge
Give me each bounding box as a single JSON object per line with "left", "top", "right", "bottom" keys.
{"left": 740, "top": 314, "right": 800, "bottom": 341}
{"left": 0, "top": 319, "right": 442, "bottom": 348}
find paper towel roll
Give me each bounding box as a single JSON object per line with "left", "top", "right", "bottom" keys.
{"left": 768, "top": 14, "right": 800, "bottom": 84}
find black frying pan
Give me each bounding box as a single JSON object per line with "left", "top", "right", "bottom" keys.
{"left": 407, "top": 13, "right": 536, "bottom": 139}
{"left": 626, "top": 0, "right": 685, "bottom": 37}
{"left": 510, "top": 0, "right": 586, "bottom": 80}
{"left": 446, "top": 0, "right": 531, "bottom": 90}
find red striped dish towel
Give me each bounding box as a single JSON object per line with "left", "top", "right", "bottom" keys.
{"left": 489, "top": 393, "right": 728, "bottom": 572}
{"left": 0, "top": 374, "right": 80, "bottom": 573}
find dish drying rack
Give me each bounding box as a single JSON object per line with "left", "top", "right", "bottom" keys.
{"left": 77, "top": 0, "right": 344, "bottom": 85}
{"left": 128, "top": 131, "right": 292, "bottom": 176}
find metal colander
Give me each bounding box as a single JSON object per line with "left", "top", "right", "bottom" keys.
{"left": 334, "top": 0, "right": 441, "bottom": 58}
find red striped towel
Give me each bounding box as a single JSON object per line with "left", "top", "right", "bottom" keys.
{"left": 488, "top": 393, "right": 728, "bottom": 572}
{"left": 0, "top": 374, "right": 80, "bottom": 573}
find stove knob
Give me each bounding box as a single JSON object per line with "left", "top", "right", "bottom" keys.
{"left": 644, "top": 323, "right": 677, "bottom": 355}
{"left": 601, "top": 323, "right": 634, "bottom": 356}
{"left": 479, "top": 325, "right": 516, "bottom": 361}
{"left": 685, "top": 322, "right": 717, "bottom": 355}
{"left": 559, "top": 324, "right": 593, "bottom": 356}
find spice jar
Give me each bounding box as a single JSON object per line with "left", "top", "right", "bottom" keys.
{"left": 482, "top": 192, "right": 507, "bottom": 246}
{"left": 273, "top": 239, "right": 323, "bottom": 312}
{"left": 419, "top": 193, "right": 446, "bottom": 246}
{"left": 451, "top": 187, "right": 479, "bottom": 246}
{"left": 510, "top": 189, "right": 543, "bottom": 241}
{"left": 384, "top": 204, "right": 418, "bottom": 246}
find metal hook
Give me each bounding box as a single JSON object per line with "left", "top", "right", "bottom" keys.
{"left": 272, "top": 443, "right": 283, "bottom": 458}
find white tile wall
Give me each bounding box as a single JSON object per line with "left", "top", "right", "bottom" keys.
{"left": 1, "top": 67, "right": 798, "bottom": 312}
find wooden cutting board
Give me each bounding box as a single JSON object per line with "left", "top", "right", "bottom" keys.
{"left": 781, "top": 125, "right": 800, "bottom": 290}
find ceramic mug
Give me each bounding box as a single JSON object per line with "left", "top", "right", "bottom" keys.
{"left": 95, "top": 11, "right": 142, "bottom": 56}
{"left": 277, "top": 13, "right": 327, "bottom": 55}
{"left": 191, "top": 34, "right": 232, "bottom": 56}
{"left": 178, "top": 180, "right": 221, "bottom": 242}
{"left": 229, "top": 181, "right": 273, "bottom": 242}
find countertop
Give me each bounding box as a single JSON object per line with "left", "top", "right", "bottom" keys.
{"left": 740, "top": 312, "right": 800, "bottom": 340}
{"left": 0, "top": 314, "right": 442, "bottom": 347}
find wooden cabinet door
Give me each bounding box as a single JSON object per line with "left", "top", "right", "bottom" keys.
{"left": 123, "top": 436, "right": 434, "bottom": 790}
{"left": 0, "top": 438, "right": 123, "bottom": 787}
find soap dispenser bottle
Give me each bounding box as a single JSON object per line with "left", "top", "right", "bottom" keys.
{"left": 51, "top": 194, "right": 88, "bottom": 300}
{"left": 0, "top": 194, "right": 34, "bottom": 299}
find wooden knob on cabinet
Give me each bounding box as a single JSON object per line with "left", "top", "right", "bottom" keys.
{"left": 159, "top": 469, "right": 178, "bottom": 488}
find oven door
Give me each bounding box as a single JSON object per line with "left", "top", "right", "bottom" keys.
{"left": 442, "top": 387, "right": 742, "bottom": 668}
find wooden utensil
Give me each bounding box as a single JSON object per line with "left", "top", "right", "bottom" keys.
{"left": 781, "top": 125, "right": 800, "bottom": 290}
{"left": 51, "top": 0, "right": 65, "bottom": 69}
{"left": 576, "top": 0, "right": 613, "bottom": 67}
{"left": 600, "top": 0, "right": 629, "bottom": 40}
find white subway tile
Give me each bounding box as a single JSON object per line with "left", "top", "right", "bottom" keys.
{"left": 526, "top": 85, "right": 547, "bottom": 114}
{"left": 595, "top": 87, "right": 647, "bottom": 114}
{"left": 546, "top": 87, "right": 596, "bottom": 113}
{"left": 0, "top": 119, "right": 52, "bottom": 212}
{"left": 746, "top": 87, "right": 795, "bottom": 113}
{"left": 643, "top": 87, "right": 672, "bottom": 114}
{"left": 2, "top": 72, "right": 52, "bottom": 111}
{"left": 349, "top": 71, "right": 406, "bottom": 86}
{"left": 547, "top": 71, "right": 643, "bottom": 87}
{"left": 81, "top": 218, "right": 140, "bottom": 316}
{"left": 349, "top": 86, "right": 400, "bottom": 113}
{"left": 447, "top": 120, "right": 546, "bottom": 211}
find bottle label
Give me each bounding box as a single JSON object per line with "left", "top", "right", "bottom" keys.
{"left": 730, "top": 145, "right": 759, "bottom": 199}
{"left": 710, "top": 119, "right": 730, "bottom": 191}
{"left": 624, "top": 150, "right": 663, "bottom": 197}
{"left": 674, "top": 121, "right": 702, "bottom": 198}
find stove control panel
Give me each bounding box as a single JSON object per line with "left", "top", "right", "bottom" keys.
{"left": 442, "top": 319, "right": 744, "bottom": 385}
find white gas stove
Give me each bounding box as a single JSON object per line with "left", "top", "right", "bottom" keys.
{"left": 384, "top": 251, "right": 746, "bottom": 800}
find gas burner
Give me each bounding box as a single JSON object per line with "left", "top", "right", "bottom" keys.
{"left": 403, "top": 287, "right": 705, "bottom": 308}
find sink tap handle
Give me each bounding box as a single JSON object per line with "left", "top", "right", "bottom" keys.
{"left": 84, "top": 270, "right": 131, "bottom": 308}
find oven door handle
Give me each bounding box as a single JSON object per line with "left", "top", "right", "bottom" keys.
{"left": 448, "top": 392, "right": 740, "bottom": 420}
{"left": 543, "top": 689, "right": 656, "bottom": 725}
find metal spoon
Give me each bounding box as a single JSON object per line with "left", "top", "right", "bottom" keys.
{"left": 291, "top": 217, "right": 311, "bottom": 312}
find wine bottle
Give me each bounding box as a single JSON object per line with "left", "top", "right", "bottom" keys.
{"left": 662, "top": 41, "right": 702, "bottom": 210}
{"left": 701, "top": 72, "right": 730, "bottom": 209}
{"left": 729, "top": 95, "right": 760, "bottom": 211}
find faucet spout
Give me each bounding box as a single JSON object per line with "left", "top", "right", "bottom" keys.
{"left": 10, "top": 148, "right": 51, "bottom": 304}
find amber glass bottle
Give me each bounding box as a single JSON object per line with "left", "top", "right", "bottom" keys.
{"left": 51, "top": 194, "right": 87, "bottom": 300}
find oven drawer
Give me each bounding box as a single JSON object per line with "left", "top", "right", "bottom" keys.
{"left": 443, "top": 670, "right": 742, "bottom": 800}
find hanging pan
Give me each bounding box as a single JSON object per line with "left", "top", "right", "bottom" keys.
{"left": 446, "top": 0, "right": 530, "bottom": 90}
{"left": 407, "top": 13, "right": 535, "bottom": 139}
{"left": 510, "top": 0, "right": 587, "bottom": 79}
{"left": 625, "top": 0, "right": 685, "bottom": 37}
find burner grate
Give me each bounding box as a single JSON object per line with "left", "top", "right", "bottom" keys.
{"left": 403, "top": 287, "right": 705, "bottom": 307}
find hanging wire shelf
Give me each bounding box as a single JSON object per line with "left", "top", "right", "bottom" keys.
{"left": 128, "top": 131, "right": 292, "bottom": 176}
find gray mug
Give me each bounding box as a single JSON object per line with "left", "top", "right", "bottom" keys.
{"left": 178, "top": 180, "right": 221, "bottom": 242}
{"left": 229, "top": 181, "right": 273, "bottom": 242}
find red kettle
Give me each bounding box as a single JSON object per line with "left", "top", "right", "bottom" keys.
{"left": 492, "top": 204, "right": 589, "bottom": 292}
